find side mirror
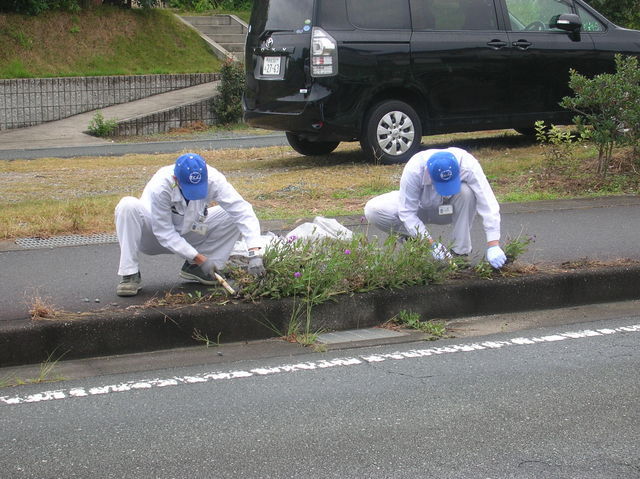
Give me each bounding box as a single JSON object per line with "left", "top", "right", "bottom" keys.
{"left": 550, "top": 13, "right": 582, "bottom": 33}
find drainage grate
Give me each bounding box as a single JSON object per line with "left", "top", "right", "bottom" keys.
{"left": 317, "top": 328, "right": 408, "bottom": 345}
{"left": 15, "top": 233, "right": 118, "bottom": 249}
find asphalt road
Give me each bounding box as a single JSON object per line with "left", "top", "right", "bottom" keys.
{"left": 1, "top": 196, "right": 640, "bottom": 322}
{"left": 0, "top": 134, "right": 288, "bottom": 160}
{"left": 2, "top": 315, "right": 639, "bottom": 478}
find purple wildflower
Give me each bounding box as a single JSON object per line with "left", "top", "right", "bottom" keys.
{"left": 294, "top": 272, "right": 301, "bottom": 278}
{"left": 344, "top": 249, "right": 351, "bottom": 255}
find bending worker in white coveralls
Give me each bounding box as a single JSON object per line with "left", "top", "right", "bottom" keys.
{"left": 114, "top": 153, "right": 265, "bottom": 297}
{"left": 364, "top": 147, "right": 507, "bottom": 268}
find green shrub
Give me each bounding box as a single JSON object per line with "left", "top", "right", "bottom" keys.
{"left": 168, "top": 0, "right": 250, "bottom": 10}
{"left": 87, "top": 111, "right": 118, "bottom": 137}
{"left": 585, "top": 0, "right": 640, "bottom": 29}
{"left": 212, "top": 58, "right": 245, "bottom": 125}
{"left": 560, "top": 54, "right": 640, "bottom": 175}
{"left": 0, "top": 0, "right": 82, "bottom": 15}
{"left": 534, "top": 120, "right": 582, "bottom": 171}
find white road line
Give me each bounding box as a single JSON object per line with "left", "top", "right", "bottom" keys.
{"left": 2, "top": 324, "right": 639, "bottom": 407}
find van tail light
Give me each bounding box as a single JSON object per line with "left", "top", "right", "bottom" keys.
{"left": 311, "top": 27, "right": 338, "bottom": 77}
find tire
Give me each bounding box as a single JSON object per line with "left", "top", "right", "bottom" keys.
{"left": 360, "top": 100, "right": 422, "bottom": 164}
{"left": 285, "top": 132, "right": 340, "bottom": 156}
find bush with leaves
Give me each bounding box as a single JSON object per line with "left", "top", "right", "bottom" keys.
{"left": 0, "top": 0, "right": 84, "bottom": 15}
{"left": 560, "top": 54, "right": 640, "bottom": 175}
{"left": 585, "top": 0, "right": 640, "bottom": 29}
{"left": 168, "top": 0, "right": 250, "bottom": 12}
{"left": 212, "top": 58, "right": 245, "bottom": 125}
{"left": 534, "top": 120, "right": 580, "bottom": 171}
{"left": 87, "top": 111, "right": 118, "bottom": 137}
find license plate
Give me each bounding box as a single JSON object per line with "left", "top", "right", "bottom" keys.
{"left": 263, "top": 56, "right": 281, "bottom": 76}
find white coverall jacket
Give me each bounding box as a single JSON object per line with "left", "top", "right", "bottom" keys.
{"left": 364, "top": 147, "right": 501, "bottom": 254}
{"left": 115, "top": 164, "right": 261, "bottom": 276}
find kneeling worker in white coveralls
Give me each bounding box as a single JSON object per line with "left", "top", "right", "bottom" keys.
{"left": 364, "top": 147, "right": 507, "bottom": 268}
{"left": 115, "top": 153, "right": 265, "bottom": 297}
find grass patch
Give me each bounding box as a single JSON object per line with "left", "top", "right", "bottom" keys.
{"left": 0, "top": 130, "right": 638, "bottom": 240}
{"left": 384, "top": 310, "right": 449, "bottom": 340}
{"left": 0, "top": 350, "right": 66, "bottom": 388}
{"left": 0, "top": 8, "right": 219, "bottom": 78}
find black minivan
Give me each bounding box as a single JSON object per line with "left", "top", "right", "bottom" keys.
{"left": 243, "top": 0, "right": 640, "bottom": 164}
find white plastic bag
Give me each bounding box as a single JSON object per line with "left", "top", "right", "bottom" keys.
{"left": 230, "top": 217, "right": 353, "bottom": 258}
{"left": 285, "top": 216, "right": 353, "bottom": 242}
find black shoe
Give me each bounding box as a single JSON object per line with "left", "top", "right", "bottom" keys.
{"left": 179, "top": 261, "right": 218, "bottom": 285}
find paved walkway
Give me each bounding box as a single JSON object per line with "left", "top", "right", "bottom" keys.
{"left": 0, "top": 81, "right": 219, "bottom": 150}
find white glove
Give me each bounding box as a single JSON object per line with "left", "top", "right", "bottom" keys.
{"left": 200, "top": 258, "right": 218, "bottom": 276}
{"left": 248, "top": 256, "right": 266, "bottom": 277}
{"left": 431, "top": 242, "right": 452, "bottom": 261}
{"left": 486, "top": 245, "right": 507, "bottom": 269}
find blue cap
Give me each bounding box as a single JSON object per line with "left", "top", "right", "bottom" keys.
{"left": 174, "top": 153, "right": 208, "bottom": 200}
{"left": 427, "top": 151, "right": 461, "bottom": 196}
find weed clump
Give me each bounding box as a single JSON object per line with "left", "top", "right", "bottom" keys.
{"left": 29, "top": 296, "right": 58, "bottom": 320}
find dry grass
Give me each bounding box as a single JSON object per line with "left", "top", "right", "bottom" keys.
{"left": 1, "top": 129, "right": 637, "bottom": 241}
{"left": 28, "top": 296, "right": 59, "bottom": 320}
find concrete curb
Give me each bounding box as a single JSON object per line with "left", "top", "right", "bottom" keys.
{"left": 1, "top": 264, "right": 638, "bottom": 368}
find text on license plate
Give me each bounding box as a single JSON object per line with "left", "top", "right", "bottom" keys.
{"left": 263, "top": 57, "right": 281, "bottom": 76}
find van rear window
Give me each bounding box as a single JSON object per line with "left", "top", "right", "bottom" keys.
{"left": 249, "top": 0, "right": 315, "bottom": 32}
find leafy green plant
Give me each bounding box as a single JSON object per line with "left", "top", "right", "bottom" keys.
{"left": 534, "top": 120, "right": 581, "bottom": 170}
{"left": 474, "top": 234, "right": 534, "bottom": 278}
{"left": 240, "top": 233, "right": 452, "bottom": 304}
{"left": 239, "top": 233, "right": 454, "bottom": 346}
{"left": 560, "top": 54, "right": 640, "bottom": 176}
{"left": 192, "top": 329, "right": 221, "bottom": 347}
{"left": 503, "top": 234, "right": 535, "bottom": 263}
{"left": 87, "top": 111, "right": 118, "bottom": 137}
{"left": 168, "top": 0, "right": 251, "bottom": 11}
{"left": 586, "top": 0, "right": 640, "bottom": 29}
{"left": 0, "top": 0, "right": 82, "bottom": 15}
{"left": 386, "top": 310, "right": 448, "bottom": 340}
{"left": 212, "top": 58, "right": 245, "bottom": 125}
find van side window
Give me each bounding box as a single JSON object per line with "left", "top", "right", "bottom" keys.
{"left": 346, "top": 0, "right": 410, "bottom": 29}
{"left": 576, "top": 4, "right": 605, "bottom": 32}
{"left": 505, "top": 0, "right": 573, "bottom": 31}
{"left": 411, "top": 0, "right": 498, "bottom": 31}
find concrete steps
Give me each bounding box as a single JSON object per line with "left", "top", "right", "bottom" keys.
{"left": 178, "top": 14, "right": 248, "bottom": 62}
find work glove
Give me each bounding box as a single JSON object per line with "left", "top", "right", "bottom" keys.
{"left": 200, "top": 258, "right": 218, "bottom": 277}
{"left": 486, "top": 245, "right": 507, "bottom": 269}
{"left": 431, "top": 242, "right": 452, "bottom": 261}
{"left": 248, "top": 255, "right": 266, "bottom": 277}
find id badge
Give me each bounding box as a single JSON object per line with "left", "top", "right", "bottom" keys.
{"left": 438, "top": 204, "right": 454, "bottom": 216}
{"left": 191, "top": 222, "right": 207, "bottom": 235}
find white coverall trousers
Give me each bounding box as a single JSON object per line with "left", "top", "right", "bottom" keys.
{"left": 115, "top": 197, "right": 242, "bottom": 276}
{"left": 364, "top": 183, "right": 477, "bottom": 254}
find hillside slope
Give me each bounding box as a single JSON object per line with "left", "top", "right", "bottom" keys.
{"left": 0, "top": 7, "right": 220, "bottom": 78}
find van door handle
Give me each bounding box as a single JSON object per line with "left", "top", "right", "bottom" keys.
{"left": 512, "top": 40, "right": 532, "bottom": 50}
{"left": 486, "top": 40, "right": 508, "bottom": 49}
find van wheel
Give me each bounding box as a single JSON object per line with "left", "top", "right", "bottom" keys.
{"left": 361, "top": 100, "right": 422, "bottom": 164}
{"left": 285, "top": 132, "right": 340, "bottom": 156}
